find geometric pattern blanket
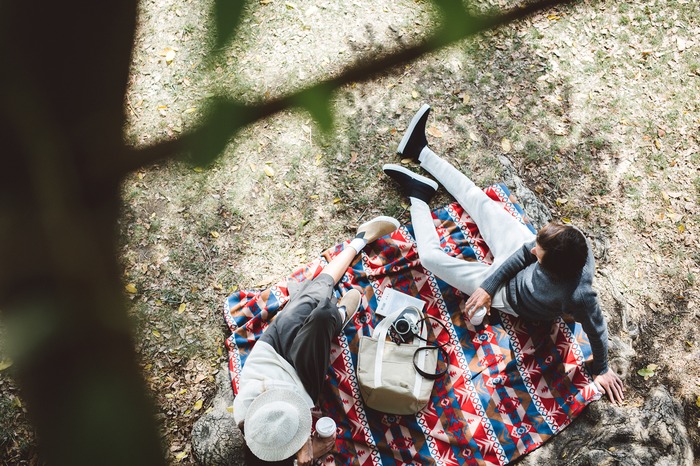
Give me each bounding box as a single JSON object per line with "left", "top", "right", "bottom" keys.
{"left": 224, "top": 184, "right": 601, "bottom": 465}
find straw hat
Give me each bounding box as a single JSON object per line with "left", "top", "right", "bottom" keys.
{"left": 244, "top": 388, "right": 312, "bottom": 461}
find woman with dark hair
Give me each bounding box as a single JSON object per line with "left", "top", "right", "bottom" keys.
{"left": 383, "top": 104, "right": 624, "bottom": 405}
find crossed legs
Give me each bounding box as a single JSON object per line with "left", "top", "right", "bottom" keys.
{"left": 387, "top": 105, "right": 535, "bottom": 311}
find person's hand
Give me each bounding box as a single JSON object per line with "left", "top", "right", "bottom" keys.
{"left": 464, "top": 288, "right": 492, "bottom": 319}
{"left": 295, "top": 432, "right": 336, "bottom": 466}
{"left": 295, "top": 437, "right": 313, "bottom": 466}
{"left": 594, "top": 370, "right": 625, "bottom": 406}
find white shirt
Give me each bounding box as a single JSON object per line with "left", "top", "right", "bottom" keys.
{"left": 233, "top": 341, "right": 314, "bottom": 426}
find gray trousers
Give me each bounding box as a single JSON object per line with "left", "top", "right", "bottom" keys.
{"left": 259, "top": 273, "right": 341, "bottom": 403}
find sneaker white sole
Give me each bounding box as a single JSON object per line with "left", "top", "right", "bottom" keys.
{"left": 397, "top": 103, "right": 431, "bottom": 155}
{"left": 382, "top": 164, "right": 439, "bottom": 190}
{"left": 357, "top": 215, "right": 400, "bottom": 231}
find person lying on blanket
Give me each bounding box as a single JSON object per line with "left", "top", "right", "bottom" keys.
{"left": 382, "top": 104, "right": 625, "bottom": 406}
{"left": 233, "top": 216, "right": 400, "bottom": 465}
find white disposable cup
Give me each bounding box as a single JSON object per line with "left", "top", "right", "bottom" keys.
{"left": 315, "top": 417, "right": 336, "bottom": 438}
{"left": 470, "top": 306, "right": 487, "bottom": 326}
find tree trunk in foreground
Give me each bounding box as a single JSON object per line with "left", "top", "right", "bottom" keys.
{"left": 0, "top": 1, "right": 165, "bottom": 464}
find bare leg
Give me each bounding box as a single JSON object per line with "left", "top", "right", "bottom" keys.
{"left": 320, "top": 245, "right": 359, "bottom": 285}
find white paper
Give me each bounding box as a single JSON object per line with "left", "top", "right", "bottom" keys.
{"left": 375, "top": 288, "right": 426, "bottom": 318}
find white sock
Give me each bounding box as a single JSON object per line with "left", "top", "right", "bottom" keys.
{"left": 348, "top": 237, "right": 367, "bottom": 253}
{"left": 418, "top": 146, "right": 434, "bottom": 164}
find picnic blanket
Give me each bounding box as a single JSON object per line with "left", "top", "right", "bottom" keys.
{"left": 224, "top": 184, "right": 601, "bottom": 465}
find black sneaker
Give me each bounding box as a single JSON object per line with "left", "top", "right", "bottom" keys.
{"left": 397, "top": 104, "right": 431, "bottom": 161}
{"left": 382, "top": 164, "right": 438, "bottom": 204}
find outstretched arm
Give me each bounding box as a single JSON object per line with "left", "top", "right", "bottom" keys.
{"left": 464, "top": 241, "right": 536, "bottom": 318}
{"left": 577, "top": 297, "right": 625, "bottom": 405}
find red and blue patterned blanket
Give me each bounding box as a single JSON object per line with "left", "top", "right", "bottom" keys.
{"left": 224, "top": 184, "right": 601, "bottom": 465}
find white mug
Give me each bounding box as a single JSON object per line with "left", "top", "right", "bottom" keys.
{"left": 315, "top": 417, "right": 336, "bottom": 438}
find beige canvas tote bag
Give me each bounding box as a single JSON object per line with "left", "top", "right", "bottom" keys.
{"left": 357, "top": 307, "right": 438, "bottom": 415}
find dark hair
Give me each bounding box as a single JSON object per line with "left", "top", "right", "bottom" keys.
{"left": 243, "top": 442, "right": 295, "bottom": 466}
{"left": 536, "top": 223, "right": 588, "bottom": 279}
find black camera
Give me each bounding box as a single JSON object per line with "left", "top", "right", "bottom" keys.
{"left": 390, "top": 306, "right": 421, "bottom": 344}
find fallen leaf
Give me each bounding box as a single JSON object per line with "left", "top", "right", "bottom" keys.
{"left": 400, "top": 158, "right": 413, "bottom": 165}
{"left": 426, "top": 126, "right": 443, "bottom": 138}
{"left": 226, "top": 406, "right": 234, "bottom": 413}
{"left": 193, "top": 167, "right": 204, "bottom": 173}
{"left": 0, "top": 359, "right": 12, "bottom": 371}
{"left": 696, "top": 395, "right": 700, "bottom": 408}
{"left": 501, "top": 138, "right": 512, "bottom": 153}
{"left": 468, "top": 131, "right": 480, "bottom": 142}
{"left": 637, "top": 363, "right": 658, "bottom": 380}
{"left": 193, "top": 399, "right": 204, "bottom": 411}
{"left": 175, "top": 451, "right": 188, "bottom": 461}
{"left": 555, "top": 198, "right": 569, "bottom": 206}
{"left": 152, "top": 329, "right": 161, "bottom": 338}
{"left": 263, "top": 165, "right": 275, "bottom": 177}
{"left": 164, "top": 48, "right": 176, "bottom": 64}
{"left": 462, "top": 93, "right": 471, "bottom": 105}
{"left": 411, "top": 90, "right": 419, "bottom": 99}
{"left": 333, "top": 198, "right": 341, "bottom": 204}
{"left": 125, "top": 283, "right": 137, "bottom": 294}
{"left": 178, "top": 303, "right": 187, "bottom": 314}
{"left": 210, "top": 231, "right": 220, "bottom": 238}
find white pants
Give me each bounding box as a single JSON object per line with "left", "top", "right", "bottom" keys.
{"left": 410, "top": 149, "right": 536, "bottom": 314}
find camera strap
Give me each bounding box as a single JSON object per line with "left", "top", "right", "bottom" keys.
{"left": 411, "top": 316, "right": 450, "bottom": 380}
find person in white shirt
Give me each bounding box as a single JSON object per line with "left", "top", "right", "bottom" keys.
{"left": 234, "top": 216, "right": 400, "bottom": 465}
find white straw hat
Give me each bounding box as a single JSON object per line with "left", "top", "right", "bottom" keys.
{"left": 244, "top": 388, "right": 312, "bottom": 461}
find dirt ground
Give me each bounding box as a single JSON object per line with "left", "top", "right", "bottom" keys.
{"left": 1, "top": 0, "right": 699, "bottom": 463}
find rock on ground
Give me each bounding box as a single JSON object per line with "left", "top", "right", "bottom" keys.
{"left": 191, "top": 367, "right": 245, "bottom": 466}
{"left": 519, "top": 386, "right": 694, "bottom": 466}
{"left": 498, "top": 155, "right": 552, "bottom": 230}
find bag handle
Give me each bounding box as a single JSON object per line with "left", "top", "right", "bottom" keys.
{"left": 372, "top": 306, "right": 429, "bottom": 397}
{"left": 412, "top": 315, "right": 450, "bottom": 380}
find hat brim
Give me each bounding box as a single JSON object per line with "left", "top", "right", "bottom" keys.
{"left": 244, "top": 388, "right": 312, "bottom": 462}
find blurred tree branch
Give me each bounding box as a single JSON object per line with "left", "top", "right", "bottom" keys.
{"left": 117, "top": 0, "right": 576, "bottom": 177}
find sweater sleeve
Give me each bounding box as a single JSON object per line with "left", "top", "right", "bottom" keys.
{"left": 573, "top": 293, "right": 609, "bottom": 375}
{"left": 480, "top": 240, "right": 537, "bottom": 296}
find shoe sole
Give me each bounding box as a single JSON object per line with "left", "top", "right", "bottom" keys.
{"left": 397, "top": 103, "right": 431, "bottom": 155}
{"left": 357, "top": 215, "right": 400, "bottom": 232}
{"left": 339, "top": 290, "right": 362, "bottom": 332}
{"left": 382, "top": 164, "right": 439, "bottom": 190}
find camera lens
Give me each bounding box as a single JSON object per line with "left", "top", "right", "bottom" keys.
{"left": 394, "top": 319, "right": 410, "bottom": 334}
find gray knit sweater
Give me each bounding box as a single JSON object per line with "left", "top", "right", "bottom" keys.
{"left": 480, "top": 239, "right": 609, "bottom": 375}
